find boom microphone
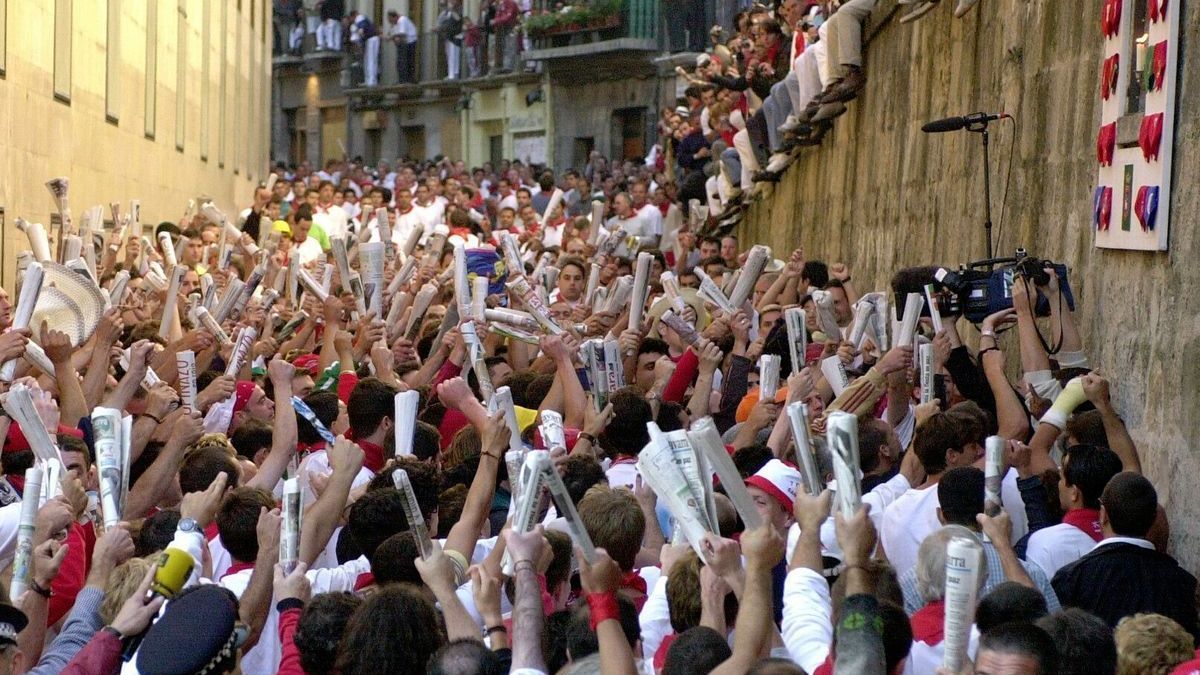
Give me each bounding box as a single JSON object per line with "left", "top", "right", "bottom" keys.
{"left": 921, "top": 112, "right": 1010, "bottom": 133}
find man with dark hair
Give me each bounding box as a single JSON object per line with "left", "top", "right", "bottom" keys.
{"left": 633, "top": 338, "right": 669, "bottom": 395}
{"left": 602, "top": 388, "right": 653, "bottom": 488}
{"left": 663, "top": 627, "right": 731, "bottom": 675}
{"left": 801, "top": 260, "right": 829, "bottom": 292}
{"left": 293, "top": 592, "right": 362, "bottom": 674}
{"left": 1052, "top": 472, "right": 1198, "bottom": 639}
{"left": 975, "top": 582, "right": 1050, "bottom": 634}
{"left": 347, "top": 377, "right": 399, "bottom": 473}
{"left": 1035, "top": 608, "right": 1117, "bottom": 675}
{"left": 974, "top": 622, "right": 1058, "bottom": 675}
{"left": 427, "top": 638, "right": 505, "bottom": 675}
{"left": 1024, "top": 444, "right": 1123, "bottom": 579}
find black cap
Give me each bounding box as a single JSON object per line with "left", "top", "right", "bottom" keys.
{"left": 137, "top": 585, "right": 244, "bottom": 675}
{"left": 0, "top": 604, "right": 28, "bottom": 646}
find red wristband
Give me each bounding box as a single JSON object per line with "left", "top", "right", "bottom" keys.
{"left": 586, "top": 591, "right": 620, "bottom": 630}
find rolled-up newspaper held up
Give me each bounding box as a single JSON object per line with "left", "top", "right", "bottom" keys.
{"left": 109, "top": 270, "right": 131, "bottom": 308}
{"left": 821, "top": 354, "right": 850, "bottom": 396}
{"left": 628, "top": 252, "right": 654, "bottom": 339}
{"left": 984, "top": 436, "right": 1004, "bottom": 518}
{"left": 590, "top": 286, "right": 608, "bottom": 313}
{"left": 584, "top": 263, "right": 602, "bottom": 306}
{"left": 539, "top": 453, "right": 597, "bottom": 563}
{"left": 403, "top": 283, "right": 438, "bottom": 341}
{"left": 225, "top": 326, "right": 257, "bottom": 377}
{"left": 158, "top": 265, "right": 187, "bottom": 340}
{"left": 386, "top": 291, "right": 412, "bottom": 337}
{"left": 332, "top": 239, "right": 353, "bottom": 296}
{"left": 786, "top": 402, "right": 825, "bottom": 497}
{"left": 46, "top": 177, "right": 72, "bottom": 260}
{"left": 942, "top": 536, "right": 984, "bottom": 673}
{"left": 177, "top": 350, "right": 198, "bottom": 412}
{"left": 811, "top": 290, "right": 842, "bottom": 341}
{"left": 897, "top": 292, "right": 925, "bottom": 348}
{"left": 489, "top": 387, "right": 525, "bottom": 457}
{"left": 92, "top": 407, "right": 125, "bottom": 529}
{"left": 502, "top": 450, "right": 547, "bottom": 574}
{"left": 285, "top": 257, "right": 299, "bottom": 306}
{"left": 636, "top": 437, "right": 711, "bottom": 559}
{"left": 729, "top": 245, "right": 771, "bottom": 309}
{"left": 826, "top": 411, "right": 862, "bottom": 519}
{"left": 424, "top": 226, "right": 450, "bottom": 265}
{"left": 540, "top": 188, "right": 564, "bottom": 226}
{"left": 401, "top": 223, "right": 424, "bottom": 258}
{"left": 582, "top": 341, "right": 608, "bottom": 412}
{"left": 694, "top": 268, "right": 736, "bottom": 314}
{"left": 392, "top": 469, "right": 434, "bottom": 559}
{"left": 541, "top": 266, "right": 559, "bottom": 295}
{"left": 603, "top": 339, "right": 624, "bottom": 392}
{"left": 660, "top": 310, "right": 701, "bottom": 347}
{"left": 920, "top": 343, "right": 934, "bottom": 405}
{"left": 394, "top": 391, "right": 419, "bottom": 457}
{"left": 158, "top": 231, "right": 179, "bottom": 270}
{"left": 923, "top": 283, "right": 944, "bottom": 334}
{"left": 375, "top": 208, "right": 393, "bottom": 257}
{"left": 471, "top": 276, "right": 489, "bottom": 323}
{"left": 16, "top": 219, "right": 52, "bottom": 263}
{"left": 119, "top": 348, "right": 163, "bottom": 390}
{"left": 213, "top": 278, "right": 246, "bottom": 325}
{"left": 296, "top": 266, "right": 330, "bottom": 304}
{"left": 62, "top": 236, "right": 83, "bottom": 263}
{"left": 848, "top": 299, "right": 875, "bottom": 348}
{"left": 660, "top": 271, "right": 689, "bottom": 314}
{"left": 587, "top": 201, "right": 605, "bottom": 245}
{"left": 602, "top": 275, "right": 634, "bottom": 316}
{"left": 260, "top": 288, "right": 281, "bottom": 316}
{"left": 785, "top": 308, "right": 808, "bottom": 375}
{"left": 452, "top": 244, "right": 471, "bottom": 315}
{"left": 530, "top": 253, "right": 554, "bottom": 293}
{"left": 361, "top": 241, "right": 386, "bottom": 317}
{"left": 7, "top": 385, "right": 61, "bottom": 465}
{"left": 9, "top": 465, "right": 44, "bottom": 601}
{"left": 193, "top": 306, "right": 232, "bottom": 345}
{"left": 276, "top": 310, "right": 308, "bottom": 343}
{"left": 200, "top": 273, "right": 217, "bottom": 309}
{"left": 22, "top": 342, "right": 56, "bottom": 381}
{"left": 280, "top": 478, "right": 301, "bottom": 573}
{"left": 688, "top": 417, "right": 763, "bottom": 530}
{"left": 507, "top": 276, "right": 565, "bottom": 335}
{"left": 1, "top": 262, "right": 44, "bottom": 381}
{"left": 232, "top": 260, "right": 267, "bottom": 319}
{"left": 759, "top": 354, "right": 781, "bottom": 401}
{"left": 539, "top": 410, "right": 565, "bottom": 450}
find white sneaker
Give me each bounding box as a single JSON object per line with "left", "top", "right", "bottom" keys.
{"left": 900, "top": 1, "right": 940, "bottom": 23}
{"left": 779, "top": 115, "right": 801, "bottom": 133}
{"left": 955, "top": 0, "right": 981, "bottom": 17}
{"left": 766, "top": 153, "right": 792, "bottom": 173}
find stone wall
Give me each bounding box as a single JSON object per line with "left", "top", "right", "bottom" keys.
{"left": 737, "top": 1, "right": 1200, "bottom": 570}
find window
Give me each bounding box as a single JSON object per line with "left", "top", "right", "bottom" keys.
{"left": 145, "top": 0, "right": 157, "bottom": 138}
{"left": 106, "top": 0, "right": 120, "bottom": 123}
{"left": 175, "top": 1, "right": 186, "bottom": 151}
{"left": 200, "top": 0, "right": 209, "bottom": 159}
{"left": 54, "top": 0, "right": 71, "bottom": 102}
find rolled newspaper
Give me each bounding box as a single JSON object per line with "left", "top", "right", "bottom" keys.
{"left": 393, "top": 469, "right": 434, "bottom": 559}
{"left": 694, "top": 268, "right": 736, "bottom": 314}
{"left": 826, "top": 411, "right": 862, "bottom": 519}
{"left": 177, "top": 350, "right": 198, "bottom": 412}
{"left": 502, "top": 450, "right": 547, "bottom": 575}
{"left": 539, "top": 452, "right": 597, "bottom": 562}
{"left": 507, "top": 276, "right": 565, "bottom": 335}
{"left": 388, "top": 256, "right": 420, "bottom": 297}
{"left": 923, "top": 283, "right": 944, "bottom": 333}
{"left": 759, "top": 354, "right": 781, "bottom": 401}
{"left": 16, "top": 219, "right": 52, "bottom": 263}
{"left": 386, "top": 291, "right": 413, "bottom": 337}
{"left": 158, "top": 265, "right": 187, "bottom": 340}
{"left": 489, "top": 387, "right": 525, "bottom": 457}
{"left": 471, "top": 276, "right": 489, "bottom": 323}
{"left": 452, "top": 244, "right": 471, "bottom": 317}
{"left": 213, "top": 278, "right": 247, "bottom": 325}
{"left": 119, "top": 348, "right": 163, "bottom": 390}
{"left": 530, "top": 253, "right": 554, "bottom": 291}
{"left": 1, "top": 262, "right": 45, "bottom": 381}
{"left": 583, "top": 341, "right": 609, "bottom": 411}
{"left": 7, "top": 385, "right": 61, "bottom": 465}
{"left": 46, "top": 177, "right": 72, "bottom": 260}
{"left": 109, "top": 270, "right": 131, "bottom": 308}
{"left": 540, "top": 188, "right": 564, "bottom": 225}
{"left": 848, "top": 299, "right": 876, "bottom": 348}
{"left": 21, "top": 342, "right": 56, "bottom": 381}
{"left": 785, "top": 307, "right": 808, "bottom": 375}
{"left": 821, "top": 354, "right": 850, "bottom": 396}
{"left": 603, "top": 339, "right": 624, "bottom": 393}
{"left": 158, "top": 231, "right": 179, "bottom": 269}
{"left": 660, "top": 271, "right": 689, "bottom": 314}
{"left": 588, "top": 201, "right": 605, "bottom": 245}
{"left": 224, "top": 326, "right": 257, "bottom": 377}
{"left": 687, "top": 417, "right": 763, "bottom": 530}
{"left": 786, "top": 402, "right": 825, "bottom": 497}
{"left": 62, "top": 236, "right": 83, "bottom": 263}
{"left": 472, "top": 354, "right": 495, "bottom": 402}
{"left": 590, "top": 286, "right": 608, "bottom": 312}
{"left": 276, "top": 310, "right": 309, "bottom": 343}
{"left": 539, "top": 410, "right": 565, "bottom": 450}
{"left": 728, "top": 245, "right": 771, "bottom": 309}
{"left": 403, "top": 283, "right": 438, "bottom": 341}
{"left": 375, "top": 208, "right": 393, "bottom": 256}
{"left": 811, "top": 290, "right": 842, "bottom": 341}
{"left": 394, "top": 390, "right": 419, "bottom": 457}
{"left": 401, "top": 223, "right": 424, "bottom": 258}
{"left": 942, "top": 536, "right": 984, "bottom": 673}
{"left": 201, "top": 273, "right": 217, "bottom": 309}
{"left": 280, "top": 478, "right": 301, "bottom": 573}
{"left": 423, "top": 226, "right": 450, "bottom": 267}
{"left": 897, "top": 293, "right": 925, "bottom": 348}
{"left": 9, "top": 465, "right": 44, "bottom": 601}
{"left": 332, "top": 239, "right": 354, "bottom": 296}
{"left": 602, "top": 275, "right": 634, "bottom": 316}
{"left": 285, "top": 257, "right": 299, "bottom": 306}
{"left": 361, "top": 241, "right": 386, "bottom": 317}
{"left": 636, "top": 436, "right": 712, "bottom": 559}
{"left": 296, "top": 266, "right": 330, "bottom": 303}
{"left": 584, "top": 263, "right": 602, "bottom": 306}
{"left": 920, "top": 343, "right": 935, "bottom": 405}
{"left": 660, "top": 310, "right": 701, "bottom": 347}
{"left": 92, "top": 407, "right": 125, "bottom": 529}
{"left": 984, "top": 436, "right": 1004, "bottom": 517}
{"left": 541, "top": 266, "right": 560, "bottom": 295}
{"left": 628, "top": 252, "right": 654, "bottom": 338}
{"left": 193, "top": 306, "right": 232, "bottom": 345}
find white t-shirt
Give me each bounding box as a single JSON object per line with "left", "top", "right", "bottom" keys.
{"left": 879, "top": 484, "right": 942, "bottom": 577}
{"left": 313, "top": 203, "right": 349, "bottom": 239}
{"left": 294, "top": 235, "right": 325, "bottom": 266}
{"left": 635, "top": 203, "right": 665, "bottom": 238}
{"left": 1024, "top": 521, "right": 1099, "bottom": 580}
{"left": 298, "top": 448, "right": 376, "bottom": 508}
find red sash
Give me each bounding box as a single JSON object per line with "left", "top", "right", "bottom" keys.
{"left": 1062, "top": 508, "right": 1103, "bottom": 542}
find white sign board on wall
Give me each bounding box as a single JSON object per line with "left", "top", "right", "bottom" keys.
{"left": 513, "top": 133, "right": 547, "bottom": 165}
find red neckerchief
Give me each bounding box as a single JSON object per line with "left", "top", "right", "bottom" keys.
{"left": 354, "top": 572, "right": 375, "bottom": 591}
{"left": 620, "top": 571, "right": 648, "bottom": 611}
{"left": 632, "top": 201, "right": 647, "bottom": 211}
{"left": 654, "top": 633, "right": 678, "bottom": 671}
{"left": 397, "top": 205, "right": 414, "bottom": 215}
{"left": 221, "top": 561, "right": 255, "bottom": 580}
{"left": 357, "top": 439, "right": 387, "bottom": 473}
{"left": 317, "top": 203, "right": 334, "bottom": 214}
{"left": 657, "top": 202, "right": 670, "bottom": 216}
{"left": 545, "top": 217, "right": 566, "bottom": 229}
{"left": 204, "top": 523, "right": 220, "bottom": 542}
{"left": 1062, "top": 508, "right": 1103, "bottom": 542}
{"left": 911, "top": 600, "right": 946, "bottom": 645}
{"left": 794, "top": 32, "right": 805, "bottom": 57}
{"left": 610, "top": 455, "right": 637, "bottom": 467}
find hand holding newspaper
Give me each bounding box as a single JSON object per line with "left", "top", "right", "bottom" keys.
{"left": 728, "top": 245, "right": 771, "bottom": 309}
{"left": 826, "top": 411, "right": 862, "bottom": 519}
{"left": 687, "top": 417, "right": 763, "bottom": 529}
{"left": 9, "top": 466, "right": 43, "bottom": 602}
{"left": 1, "top": 262, "right": 44, "bottom": 381}
{"left": 810, "top": 290, "right": 842, "bottom": 341}
{"left": 984, "top": 436, "right": 1004, "bottom": 517}
{"left": 942, "top": 536, "right": 984, "bottom": 673}
{"left": 786, "top": 402, "right": 825, "bottom": 497}
{"left": 785, "top": 307, "right": 809, "bottom": 375}
{"left": 280, "top": 478, "right": 302, "bottom": 573}
{"left": 394, "top": 469, "right": 435, "bottom": 559}
{"left": 92, "top": 407, "right": 126, "bottom": 529}
{"left": 897, "top": 292, "right": 925, "bottom": 348}
{"left": 393, "top": 391, "right": 419, "bottom": 457}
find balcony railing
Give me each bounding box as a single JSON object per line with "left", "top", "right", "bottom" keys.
{"left": 521, "top": 0, "right": 661, "bottom": 61}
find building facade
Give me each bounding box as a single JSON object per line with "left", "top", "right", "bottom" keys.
{"left": 0, "top": 0, "right": 271, "bottom": 289}
{"left": 271, "top": 0, "right": 714, "bottom": 171}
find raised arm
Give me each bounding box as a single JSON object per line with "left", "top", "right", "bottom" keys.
{"left": 979, "top": 310, "right": 1030, "bottom": 440}
{"left": 1081, "top": 373, "right": 1140, "bottom": 473}
{"left": 247, "top": 360, "right": 299, "bottom": 491}
{"left": 710, "top": 525, "right": 785, "bottom": 675}
{"left": 299, "top": 438, "right": 365, "bottom": 565}
{"left": 504, "top": 527, "right": 550, "bottom": 674}
{"left": 443, "top": 412, "right": 505, "bottom": 564}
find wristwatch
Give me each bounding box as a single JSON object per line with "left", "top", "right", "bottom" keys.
{"left": 177, "top": 517, "right": 200, "bottom": 534}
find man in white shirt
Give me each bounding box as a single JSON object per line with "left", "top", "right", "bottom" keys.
{"left": 291, "top": 204, "right": 327, "bottom": 266}
{"left": 391, "top": 186, "right": 427, "bottom": 248}
{"left": 1024, "top": 444, "right": 1122, "bottom": 579}
{"left": 605, "top": 192, "right": 649, "bottom": 257}
{"left": 386, "top": 10, "right": 419, "bottom": 83}
{"left": 880, "top": 406, "right": 984, "bottom": 576}
{"left": 313, "top": 180, "right": 350, "bottom": 240}
{"left": 629, "top": 180, "right": 663, "bottom": 250}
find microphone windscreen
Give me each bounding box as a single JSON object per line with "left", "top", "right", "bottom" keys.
{"left": 151, "top": 547, "right": 195, "bottom": 598}
{"left": 921, "top": 116, "right": 966, "bottom": 133}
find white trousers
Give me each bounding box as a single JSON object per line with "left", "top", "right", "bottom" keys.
{"left": 363, "top": 35, "right": 380, "bottom": 85}
{"left": 733, "top": 128, "right": 760, "bottom": 188}
{"left": 446, "top": 41, "right": 461, "bottom": 79}
{"left": 317, "top": 19, "right": 342, "bottom": 50}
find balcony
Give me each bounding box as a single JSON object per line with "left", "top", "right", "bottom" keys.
{"left": 521, "top": 0, "right": 660, "bottom": 62}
